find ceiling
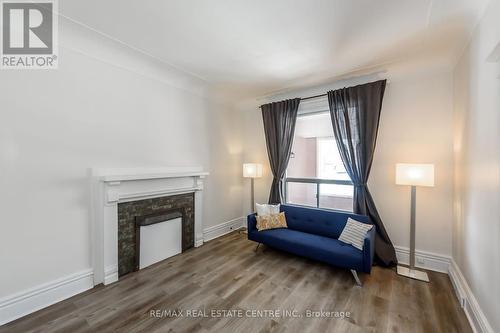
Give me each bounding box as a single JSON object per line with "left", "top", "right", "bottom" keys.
{"left": 61, "top": 0, "right": 488, "bottom": 99}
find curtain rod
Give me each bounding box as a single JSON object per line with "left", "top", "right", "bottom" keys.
{"left": 300, "top": 93, "right": 327, "bottom": 101}
{"left": 257, "top": 71, "right": 389, "bottom": 108}
{"left": 257, "top": 93, "right": 326, "bottom": 109}
{"left": 259, "top": 80, "right": 389, "bottom": 108}
{"left": 272, "top": 78, "right": 390, "bottom": 103}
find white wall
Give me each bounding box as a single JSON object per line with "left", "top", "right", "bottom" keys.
{"left": 0, "top": 17, "right": 243, "bottom": 301}
{"left": 240, "top": 68, "right": 455, "bottom": 258}
{"left": 372, "top": 70, "right": 454, "bottom": 257}
{"left": 204, "top": 101, "right": 244, "bottom": 227}
{"left": 452, "top": 0, "right": 500, "bottom": 331}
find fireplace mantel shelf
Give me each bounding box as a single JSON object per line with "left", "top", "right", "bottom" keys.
{"left": 98, "top": 171, "right": 209, "bottom": 182}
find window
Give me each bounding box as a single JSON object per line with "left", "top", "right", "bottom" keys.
{"left": 316, "top": 137, "right": 353, "bottom": 197}
{"left": 285, "top": 113, "right": 353, "bottom": 211}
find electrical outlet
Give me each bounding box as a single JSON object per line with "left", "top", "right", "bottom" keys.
{"left": 416, "top": 257, "right": 425, "bottom": 265}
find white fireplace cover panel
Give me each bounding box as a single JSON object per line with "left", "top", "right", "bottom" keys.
{"left": 139, "top": 217, "right": 182, "bottom": 269}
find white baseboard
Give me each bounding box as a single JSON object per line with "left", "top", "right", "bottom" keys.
{"left": 394, "top": 246, "right": 451, "bottom": 273}
{"left": 0, "top": 269, "right": 93, "bottom": 326}
{"left": 448, "top": 260, "right": 493, "bottom": 333}
{"left": 104, "top": 265, "right": 118, "bottom": 285}
{"left": 203, "top": 216, "right": 245, "bottom": 242}
{"left": 195, "top": 237, "right": 204, "bottom": 247}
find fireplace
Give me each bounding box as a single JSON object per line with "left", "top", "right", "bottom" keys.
{"left": 118, "top": 193, "right": 194, "bottom": 276}
{"left": 135, "top": 210, "right": 182, "bottom": 271}
{"left": 90, "top": 168, "right": 208, "bottom": 285}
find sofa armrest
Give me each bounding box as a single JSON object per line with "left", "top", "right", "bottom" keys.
{"left": 247, "top": 213, "right": 257, "bottom": 233}
{"left": 362, "top": 226, "right": 376, "bottom": 273}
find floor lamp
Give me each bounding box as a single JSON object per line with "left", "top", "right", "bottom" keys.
{"left": 395, "top": 163, "right": 435, "bottom": 282}
{"left": 243, "top": 163, "right": 263, "bottom": 213}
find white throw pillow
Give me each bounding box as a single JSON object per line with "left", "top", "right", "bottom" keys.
{"left": 255, "top": 203, "right": 268, "bottom": 216}
{"left": 338, "top": 218, "right": 373, "bottom": 251}
{"left": 255, "top": 203, "right": 280, "bottom": 216}
{"left": 268, "top": 204, "right": 280, "bottom": 215}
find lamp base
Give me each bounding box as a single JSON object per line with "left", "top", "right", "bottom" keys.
{"left": 238, "top": 227, "right": 248, "bottom": 235}
{"left": 396, "top": 265, "right": 429, "bottom": 282}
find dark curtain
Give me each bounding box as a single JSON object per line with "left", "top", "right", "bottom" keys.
{"left": 261, "top": 98, "right": 301, "bottom": 204}
{"left": 327, "top": 80, "right": 397, "bottom": 266}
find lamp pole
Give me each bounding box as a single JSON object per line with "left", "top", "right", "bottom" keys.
{"left": 395, "top": 163, "right": 434, "bottom": 282}
{"left": 396, "top": 184, "right": 429, "bottom": 282}
{"left": 409, "top": 185, "right": 416, "bottom": 270}
{"left": 242, "top": 163, "right": 263, "bottom": 234}
{"left": 250, "top": 177, "right": 255, "bottom": 213}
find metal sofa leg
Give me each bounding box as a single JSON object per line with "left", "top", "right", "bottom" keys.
{"left": 254, "top": 243, "right": 261, "bottom": 252}
{"left": 351, "top": 269, "right": 362, "bottom": 286}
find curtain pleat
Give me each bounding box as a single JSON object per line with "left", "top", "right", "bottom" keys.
{"left": 261, "top": 98, "right": 301, "bottom": 204}
{"left": 327, "top": 80, "right": 397, "bottom": 266}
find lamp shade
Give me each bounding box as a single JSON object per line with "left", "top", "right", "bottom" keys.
{"left": 396, "top": 163, "right": 434, "bottom": 187}
{"left": 243, "top": 163, "right": 263, "bottom": 178}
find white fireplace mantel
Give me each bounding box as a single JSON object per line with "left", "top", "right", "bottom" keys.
{"left": 90, "top": 167, "right": 208, "bottom": 285}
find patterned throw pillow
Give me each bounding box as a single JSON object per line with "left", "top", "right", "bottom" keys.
{"left": 256, "top": 212, "right": 288, "bottom": 231}
{"left": 338, "top": 218, "right": 373, "bottom": 251}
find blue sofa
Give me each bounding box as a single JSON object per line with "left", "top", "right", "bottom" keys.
{"left": 247, "top": 204, "right": 375, "bottom": 285}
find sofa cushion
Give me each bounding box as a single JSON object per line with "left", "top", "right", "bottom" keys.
{"left": 282, "top": 205, "right": 370, "bottom": 239}
{"left": 250, "top": 228, "right": 363, "bottom": 271}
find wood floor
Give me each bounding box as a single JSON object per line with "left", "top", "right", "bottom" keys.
{"left": 1, "top": 231, "right": 471, "bottom": 333}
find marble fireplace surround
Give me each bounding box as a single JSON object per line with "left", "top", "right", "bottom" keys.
{"left": 90, "top": 167, "right": 208, "bottom": 286}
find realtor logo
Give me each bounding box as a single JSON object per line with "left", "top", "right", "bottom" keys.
{"left": 1, "top": 0, "right": 58, "bottom": 69}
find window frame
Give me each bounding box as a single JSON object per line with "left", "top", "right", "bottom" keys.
{"left": 284, "top": 109, "right": 354, "bottom": 212}
{"left": 283, "top": 177, "right": 353, "bottom": 211}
